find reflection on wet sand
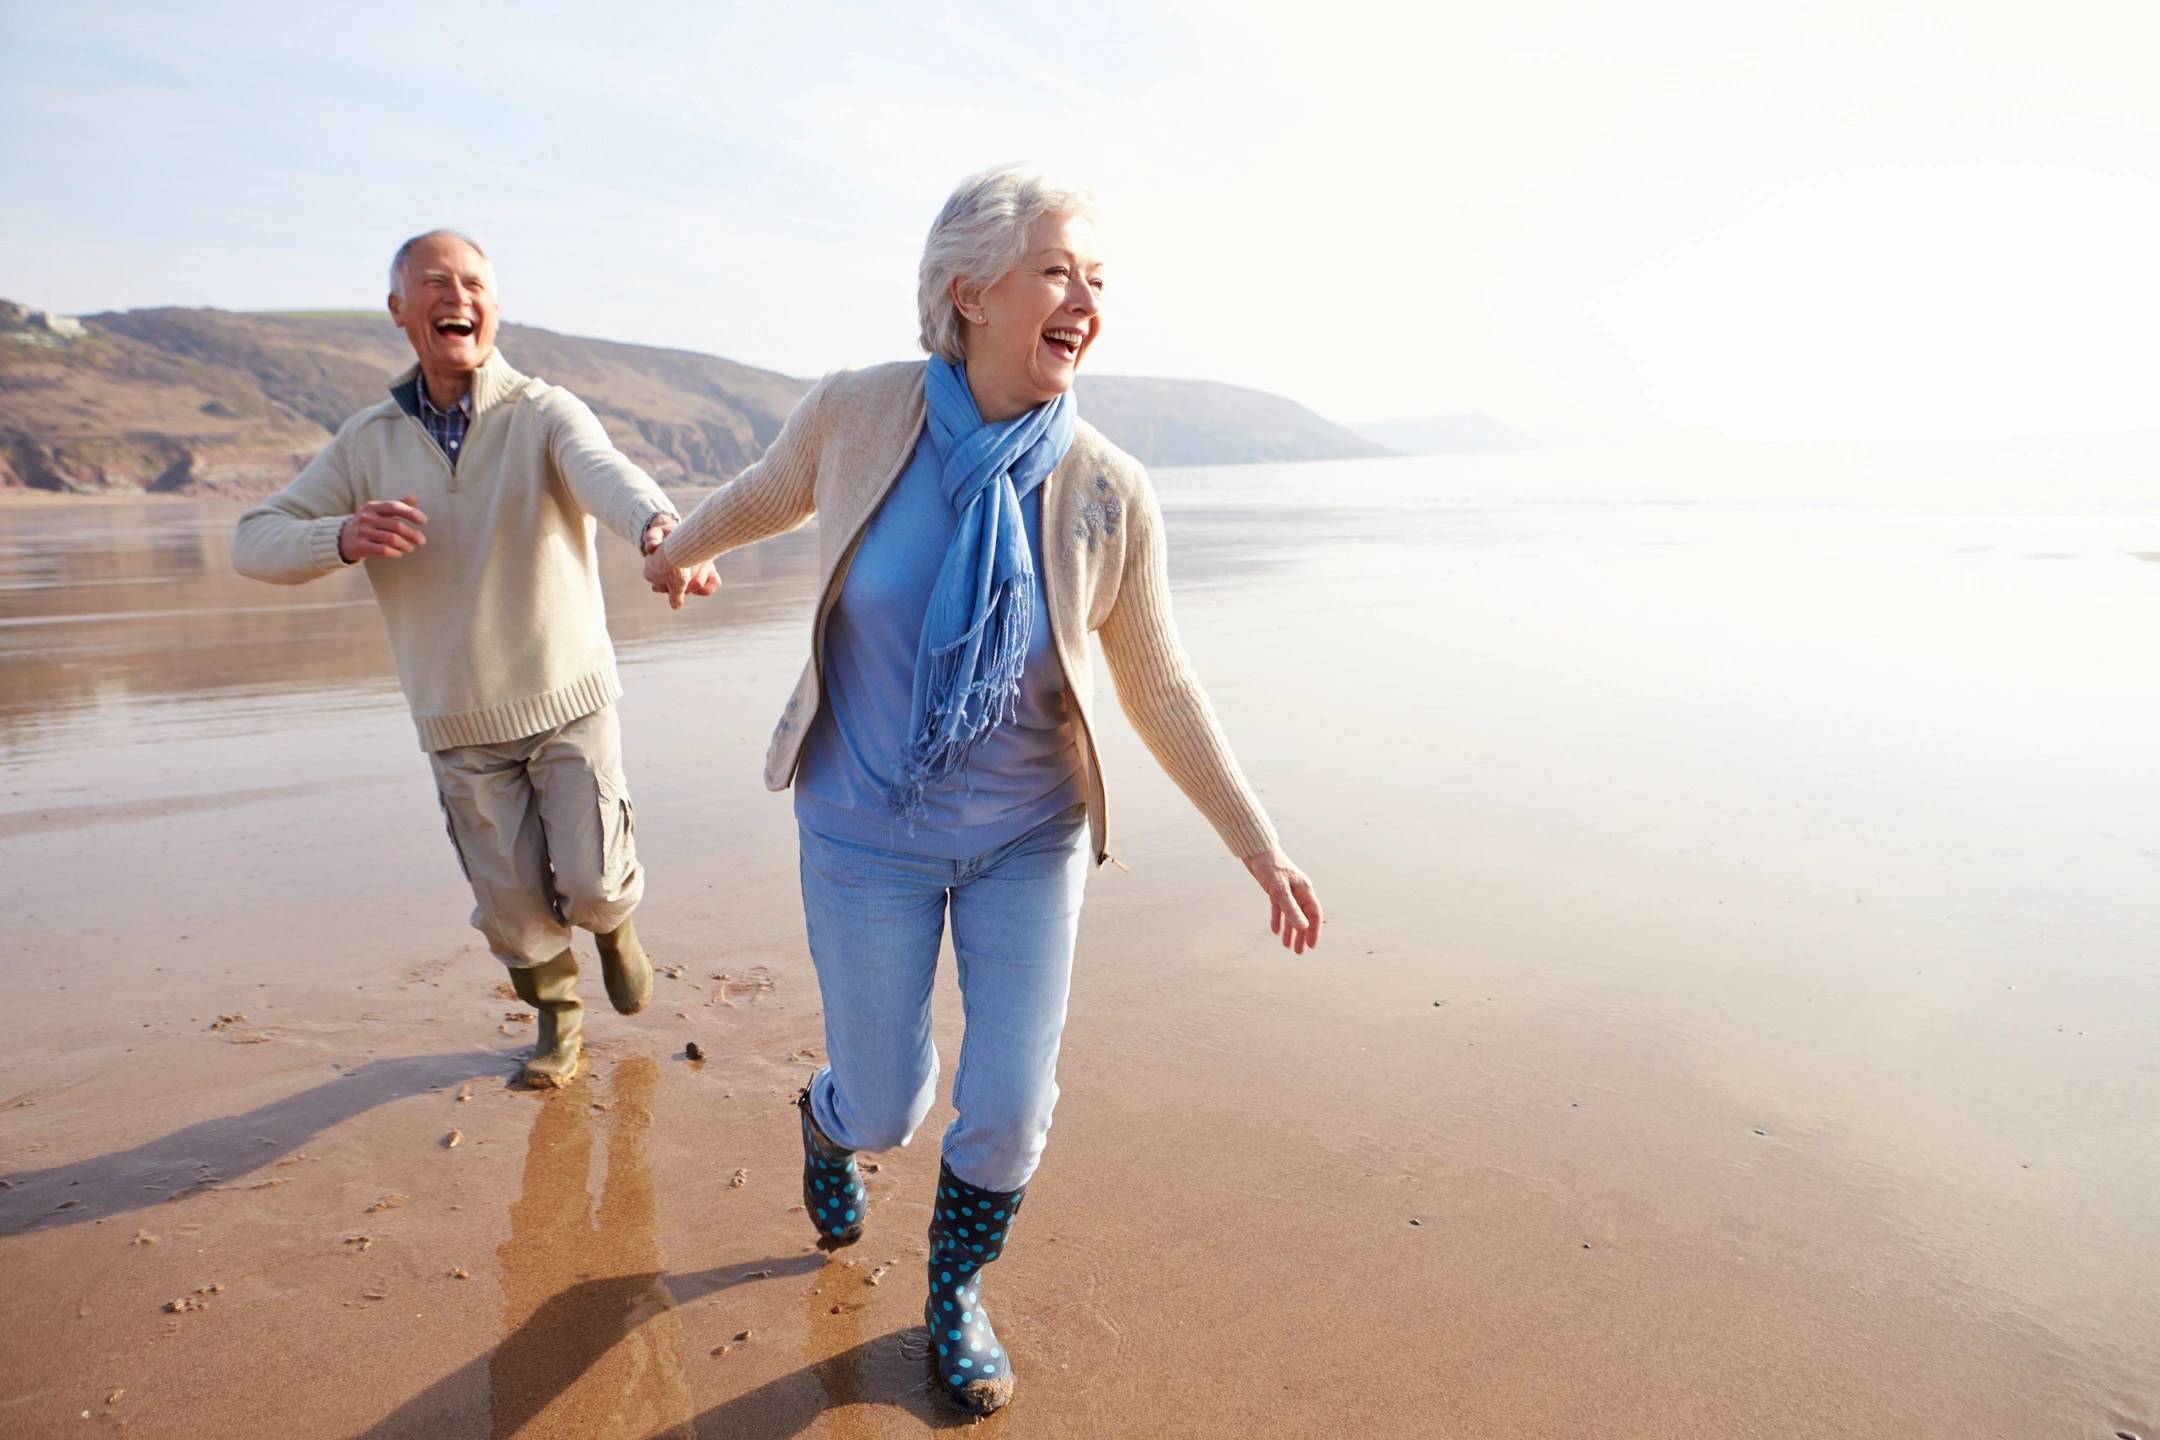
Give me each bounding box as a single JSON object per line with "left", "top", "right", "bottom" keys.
{"left": 0, "top": 498, "right": 821, "bottom": 750}
{"left": 490, "top": 1058, "right": 694, "bottom": 1439}
{"left": 470, "top": 1058, "right": 937, "bottom": 1440}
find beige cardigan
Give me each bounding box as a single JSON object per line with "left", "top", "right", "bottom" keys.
{"left": 233, "top": 351, "right": 676, "bottom": 750}
{"left": 662, "top": 360, "right": 1277, "bottom": 865}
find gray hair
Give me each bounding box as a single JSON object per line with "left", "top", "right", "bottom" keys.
{"left": 916, "top": 166, "right": 1096, "bottom": 363}
{"left": 388, "top": 229, "right": 490, "bottom": 297}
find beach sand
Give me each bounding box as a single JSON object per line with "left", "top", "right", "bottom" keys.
{"left": 2, "top": 464, "right": 2155, "bottom": 1438}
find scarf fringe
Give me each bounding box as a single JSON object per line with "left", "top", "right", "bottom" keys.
{"left": 886, "top": 580, "right": 1033, "bottom": 819}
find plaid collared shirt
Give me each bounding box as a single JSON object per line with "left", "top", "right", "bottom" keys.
{"left": 416, "top": 383, "right": 472, "bottom": 468}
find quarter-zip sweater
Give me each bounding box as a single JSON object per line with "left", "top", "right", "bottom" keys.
{"left": 661, "top": 360, "right": 1278, "bottom": 865}
{"left": 232, "top": 351, "right": 677, "bottom": 751}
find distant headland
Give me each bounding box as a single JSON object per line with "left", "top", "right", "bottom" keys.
{"left": 0, "top": 299, "right": 1522, "bottom": 496}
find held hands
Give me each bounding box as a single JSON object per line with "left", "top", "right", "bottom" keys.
{"left": 640, "top": 515, "right": 720, "bottom": 610}
{"left": 337, "top": 496, "right": 428, "bottom": 562}
{"left": 1242, "top": 846, "right": 1323, "bottom": 955}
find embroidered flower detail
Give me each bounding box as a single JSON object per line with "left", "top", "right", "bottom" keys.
{"left": 1075, "top": 496, "right": 1123, "bottom": 552}
{"left": 1074, "top": 474, "right": 1122, "bottom": 554}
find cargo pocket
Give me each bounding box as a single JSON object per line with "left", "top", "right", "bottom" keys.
{"left": 595, "top": 773, "right": 636, "bottom": 892}
{"left": 436, "top": 792, "right": 474, "bottom": 882}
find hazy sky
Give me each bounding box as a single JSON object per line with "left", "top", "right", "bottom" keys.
{"left": 3, "top": 0, "right": 2154, "bottom": 441}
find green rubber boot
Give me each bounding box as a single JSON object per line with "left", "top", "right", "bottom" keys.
{"left": 594, "top": 918, "right": 654, "bottom": 1016}
{"left": 508, "top": 949, "right": 584, "bottom": 1088}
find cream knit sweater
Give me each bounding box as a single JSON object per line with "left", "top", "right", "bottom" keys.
{"left": 662, "top": 360, "right": 1278, "bottom": 864}
{"left": 233, "top": 352, "right": 676, "bottom": 750}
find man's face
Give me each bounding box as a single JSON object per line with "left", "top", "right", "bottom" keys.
{"left": 387, "top": 235, "right": 497, "bottom": 376}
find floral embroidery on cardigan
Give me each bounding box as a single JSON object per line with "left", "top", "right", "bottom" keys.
{"left": 1072, "top": 472, "right": 1123, "bottom": 554}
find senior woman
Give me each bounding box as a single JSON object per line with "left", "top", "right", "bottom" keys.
{"left": 646, "top": 165, "right": 1322, "bottom": 1416}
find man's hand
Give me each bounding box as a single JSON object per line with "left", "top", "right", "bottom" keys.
{"left": 641, "top": 520, "right": 719, "bottom": 611}
{"left": 338, "top": 496, "right": 428, "bottom": 563}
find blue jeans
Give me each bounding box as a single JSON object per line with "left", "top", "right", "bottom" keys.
{"left": 798, "top": 803, "right": 1090, "bottom": 1193}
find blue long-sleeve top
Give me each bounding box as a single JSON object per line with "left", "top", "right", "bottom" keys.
{"left": 793, "top": 433, "right": 1085, "bottom": 858}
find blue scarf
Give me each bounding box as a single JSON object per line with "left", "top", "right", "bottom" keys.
{"left": 888, "top": 356, "right": 1077, "bottom": 817}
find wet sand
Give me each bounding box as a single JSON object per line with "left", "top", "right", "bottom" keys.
{"left": 2, "top": 458, "right": 2157, "bottom": 1438}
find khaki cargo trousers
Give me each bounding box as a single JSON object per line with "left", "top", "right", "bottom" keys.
{"left": 427, "top": 704, "right": 643, "bottom": 969}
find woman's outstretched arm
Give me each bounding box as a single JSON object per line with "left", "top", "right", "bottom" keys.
{"left": 1096, "top": 469, "right": 1323, "bottom": 953}
{"left": 655, "top": 374, "right": 834, "bottom": 577}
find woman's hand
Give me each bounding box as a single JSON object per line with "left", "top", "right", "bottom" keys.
{"left": 641, "top": 527, "right": 720, "bottom": 609}
{"left": 1242, "top": 846, "right": 1322, "bottom": 955}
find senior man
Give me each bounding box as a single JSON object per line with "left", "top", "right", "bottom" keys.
{"left": 233, "top": 229, "right": 717, "bottom": 1088}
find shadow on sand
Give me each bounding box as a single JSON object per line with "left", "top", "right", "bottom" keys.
{"left": 0, "top": 1049, "right": 509, "bottom": 1235}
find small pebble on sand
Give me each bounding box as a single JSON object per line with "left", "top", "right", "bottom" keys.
{"left": 444, "top": 1130, "right": 463, "bottom": 1149}
{"left": 1409, "top": 1218, "right": 1422, "bottom": 1227}
{"left": 686, "top": 1041, "right": 706, "bottom": 1061}
{"left": 366, "top": 1194, "right": 407, "bottom": 1213}
{"left": 450, "top": 1267, "right": 471, "bottom": 1280}
{"left": 729, "top": 1168, "right": 747, "bottom": 1188}
{"left": 130, "top": 1230, "right": 157, "bottom": 1247}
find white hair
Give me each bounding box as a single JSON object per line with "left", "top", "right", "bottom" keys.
{"left": 916, "top": 165, "right": 1096, "bottom": 363}
{"left": 389, "top": 229, "right": 490, "bottom": 297}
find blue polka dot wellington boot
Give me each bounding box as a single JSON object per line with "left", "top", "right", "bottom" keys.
{"left": 796, "top": 1086, "right": 864, "bottom": 1247}
{"left": 924, "top": 1161, "right": 1026, "bottom": 1415}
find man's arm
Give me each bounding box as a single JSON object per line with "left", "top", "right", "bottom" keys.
{"left": 234, "top": 425, "right": 427, "bottom": 583}
{"left": 546, "top": 389, "right": 678, "bottom": 548}
{"left": 233, "top": 433, "right": 360, "bottom": 584}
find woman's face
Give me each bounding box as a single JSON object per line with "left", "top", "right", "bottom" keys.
{"left": 959, "top": 209, "right": 1104, "bottom": 419}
